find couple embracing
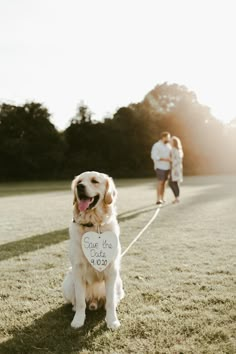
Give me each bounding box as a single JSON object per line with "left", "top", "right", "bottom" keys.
{"left": 151, "top": 131, "right": 184, "bottom": 205}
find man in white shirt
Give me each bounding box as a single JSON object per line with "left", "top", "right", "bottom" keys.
{"left": 151, "top": 131, "right": 172, "bottom": 205}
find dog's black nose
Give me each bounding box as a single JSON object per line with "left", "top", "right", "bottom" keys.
{"left": 77, "top": 183, "right": 85, "bottom": 191}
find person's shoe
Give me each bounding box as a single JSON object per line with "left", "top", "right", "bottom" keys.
{"left": 156, "top": 200, "right": 163, "bottom": 205}
{"left": 172, "top": 199, "right": 180, "bottom": 204}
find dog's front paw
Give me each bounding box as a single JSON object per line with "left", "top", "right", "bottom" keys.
{"left": 71, "top": 312, "right": 85, "bottom": 329}
{"left": 106, "top": 318, "right": 121, "bottom": 330}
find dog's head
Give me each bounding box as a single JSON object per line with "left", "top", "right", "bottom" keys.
{"left": 72, "top": 171, "right": 117, "bottom": 212}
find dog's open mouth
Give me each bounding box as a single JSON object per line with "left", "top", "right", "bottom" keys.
{"left": 78, "top": 194, "right": 99, "bottom": 212}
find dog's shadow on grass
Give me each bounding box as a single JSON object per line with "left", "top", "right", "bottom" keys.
{"left": 0, "top": 305, "right": 108, "bottom": 354}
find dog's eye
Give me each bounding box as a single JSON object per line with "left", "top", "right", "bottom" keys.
{"left": 91, "top": 179, "right": 99, "bottom": 184}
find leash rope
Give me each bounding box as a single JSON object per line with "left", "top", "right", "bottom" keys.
{"left": 121, "top": 207, "right": 161, "bottom": 258}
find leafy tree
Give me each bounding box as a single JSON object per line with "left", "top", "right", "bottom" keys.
{"left": 143, "top": 83, "right": 225, "bottom": 174}
{"left": 0, "top": 102, "right": 64, "bottom": 180}
{"left": 1, "top": 83, "right": 234, "bottom": 180}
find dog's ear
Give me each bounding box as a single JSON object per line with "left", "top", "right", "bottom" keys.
{"left": 104, "top": 177, "right": 117, "bottom": 205}
{"left": 71, "top": 177, "right": 78, "bottom": 205}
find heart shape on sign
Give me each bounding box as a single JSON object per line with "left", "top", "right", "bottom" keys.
{"left": 81, "top": 231, "right": 118, "bottom": 272}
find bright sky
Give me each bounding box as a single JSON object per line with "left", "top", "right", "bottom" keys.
{"left": 1, "top": 0, "right": 236, "bottom": 130}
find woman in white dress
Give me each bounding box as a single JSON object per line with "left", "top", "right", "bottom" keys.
{"left": 169, "top": 136, "right": 184, "bottom": 203}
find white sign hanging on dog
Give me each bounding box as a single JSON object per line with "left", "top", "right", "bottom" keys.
{"left": 82, "top": 231, "right": 118, "bottom": 272}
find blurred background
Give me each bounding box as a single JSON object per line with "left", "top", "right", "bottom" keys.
{"left": 1, "top": 0, "right": 236, "bottom": 180}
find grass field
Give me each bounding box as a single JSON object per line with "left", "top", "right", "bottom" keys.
{"left": 0, "top": 178, "right": 153, "bottom": 198}
{"left": 0, "top": 177, "right": 235, "bottom": 353}
{"left": 0, "top": 181, "right": 70, "bottom": 197}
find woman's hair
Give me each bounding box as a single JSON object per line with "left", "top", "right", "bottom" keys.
{"left": 172, "top": 136, "right": 182, "bottom": 150}
{"left": 160, "top": 131, "right": 170, "bottom": 139}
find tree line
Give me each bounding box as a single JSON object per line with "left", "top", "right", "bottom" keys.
{"left": 0, "top": 83, "right": 235, "bottom": 181}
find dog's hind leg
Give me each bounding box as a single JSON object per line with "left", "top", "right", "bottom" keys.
{"left": 62, "top": 268, "right": 75, "bottom": 309}
{"left": 71, "top": 267, "right": 86, "bottom": 328}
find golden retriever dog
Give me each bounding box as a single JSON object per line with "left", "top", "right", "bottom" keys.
{"left": 62, "top": 171, "right": 124, "bottom": 330}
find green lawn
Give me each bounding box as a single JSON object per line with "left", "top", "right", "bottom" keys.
{"left": 0, "top": 178, "right": 153, "bottom": 197}
{"left": 0, "top": 181, "right": 71, "bottom": 197}
{"left": 0, "top": 197, "right": 235, "bottom": 353}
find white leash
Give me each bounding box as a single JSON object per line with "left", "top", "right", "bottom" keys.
{"left": 121, "top": 207, "right": 161, "bottom": 258}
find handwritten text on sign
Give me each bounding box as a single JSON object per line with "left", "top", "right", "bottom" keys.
{"left": 81, "top": 231, "right": 118, "bottom": 272}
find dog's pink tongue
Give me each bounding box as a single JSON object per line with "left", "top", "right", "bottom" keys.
{"left": 78, "top": 198, "right": 92, "bottom": 212}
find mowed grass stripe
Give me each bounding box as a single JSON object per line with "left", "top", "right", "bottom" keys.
{"left": 0, "top": 229, "right": 68, "bottom": 262}
{"left": 0, "top": 181, "right": 70, "bottom": 197}
{"left": 0, "top": 205, "right": 159, "bottom": 262}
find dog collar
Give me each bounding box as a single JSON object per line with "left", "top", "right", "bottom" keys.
{"left": 80, "top": 222, "right": 94, "bottom": 227}
{"left": 72, "top": 217, "right": 107, "bottom": 234}
{"left": 72, "top": 218, "right": 94, "bottom": 227}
